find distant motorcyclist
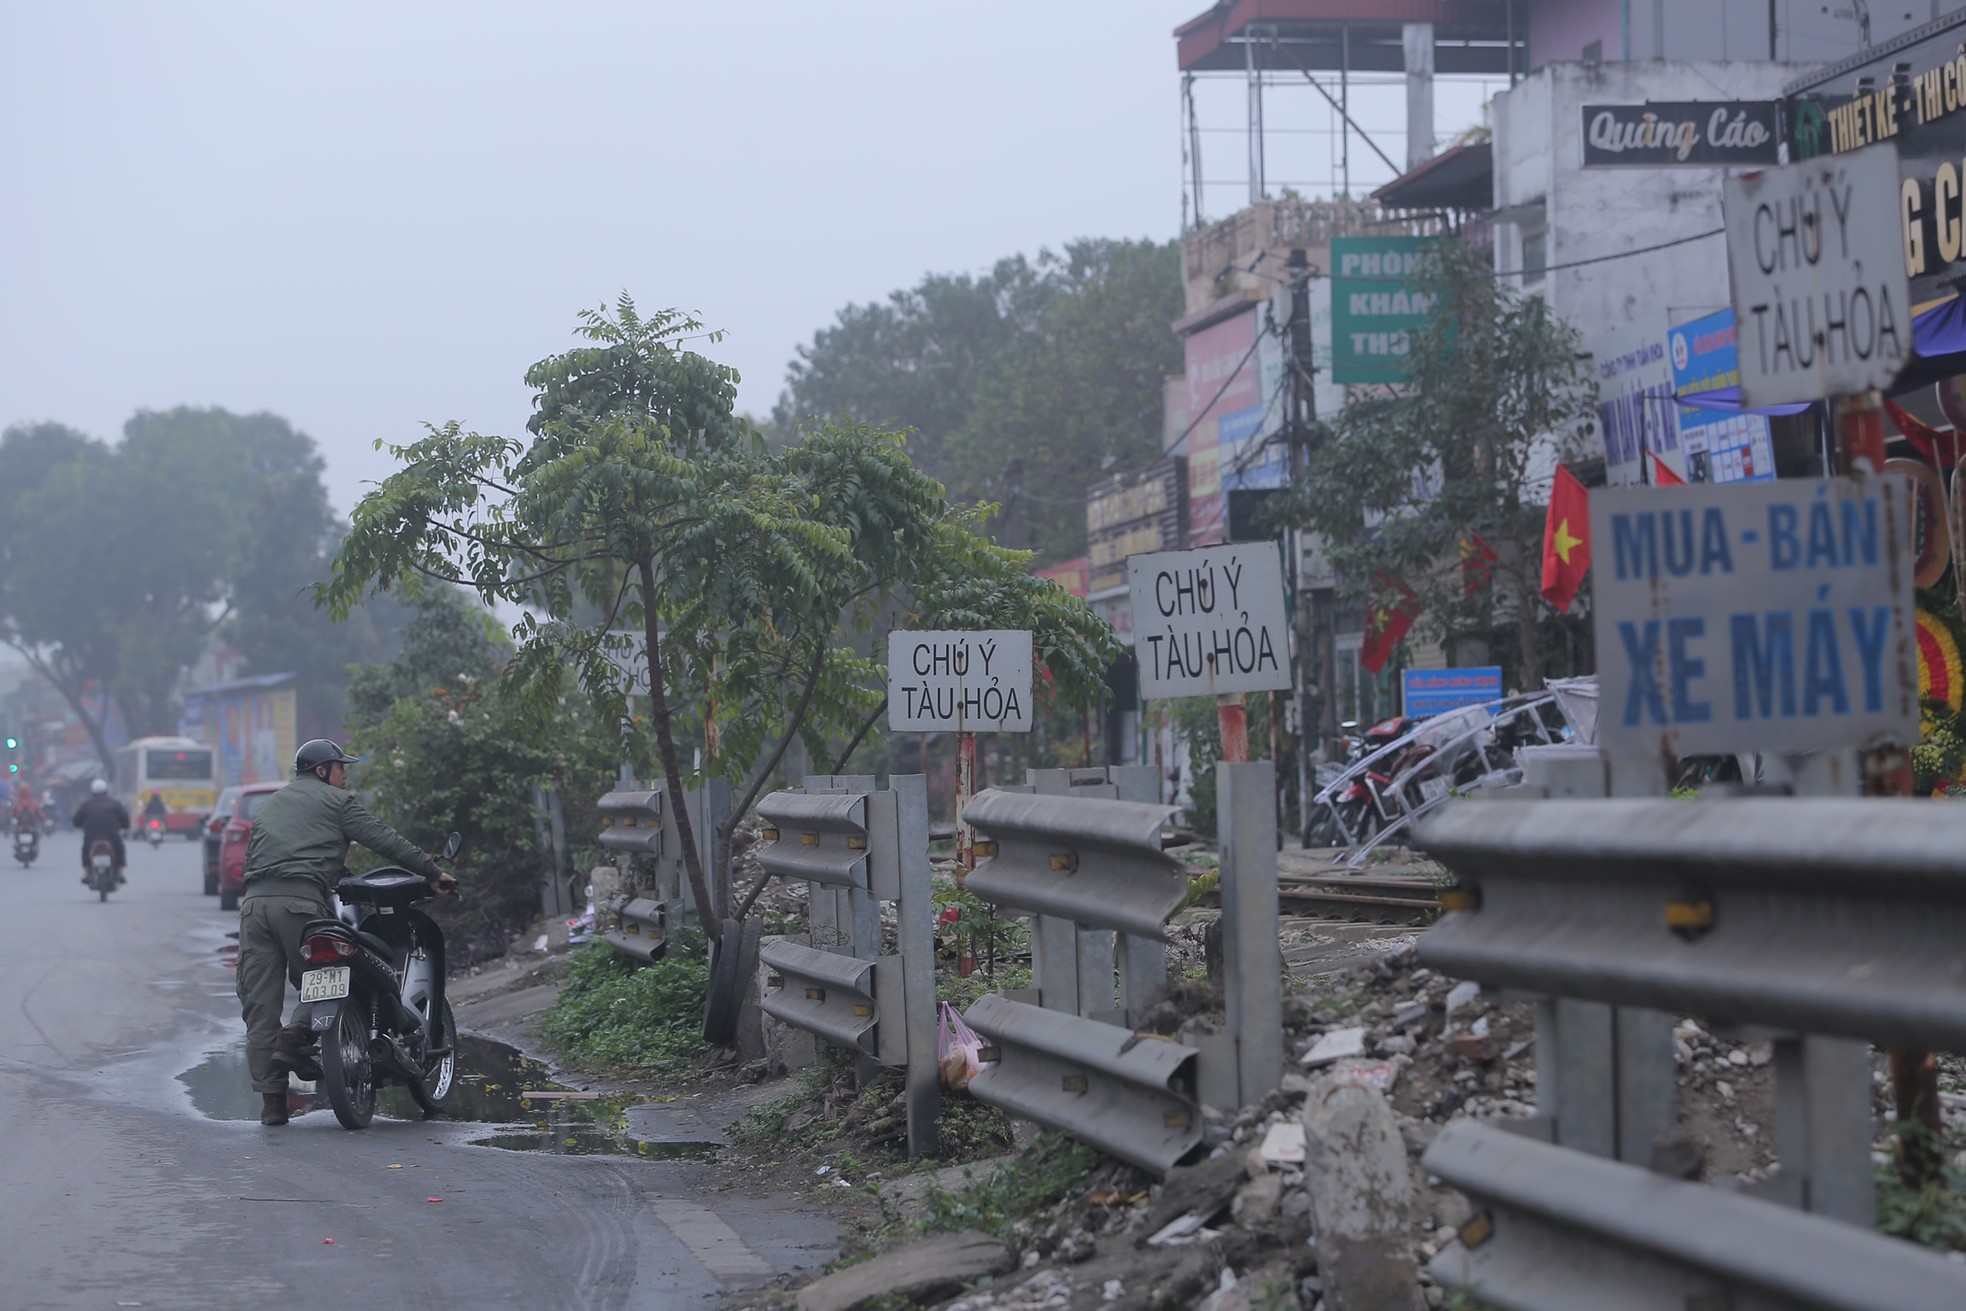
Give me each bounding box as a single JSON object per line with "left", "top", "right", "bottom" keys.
{"left": 235, "top": 739, "right": 456, "bottom": 1127}
{"left": 9, "top": 783, "right": 43, "bottom": 831}
{"left": 71, "top": 779, "right": 130, "bottom": 886}
{"left": 141, "top": 789, "right": 168, "bottom": 836}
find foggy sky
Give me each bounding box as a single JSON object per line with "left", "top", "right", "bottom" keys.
{"left": 2, "top": 3, "right": 1481, "bottom": 516}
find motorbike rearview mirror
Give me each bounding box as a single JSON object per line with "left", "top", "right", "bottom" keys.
{"left": 442, "top": 831, "right": 462, "bottom": 861}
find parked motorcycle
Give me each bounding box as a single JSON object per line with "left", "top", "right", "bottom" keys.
{"left": 86, "top": 839, "right": 116, "bottom": 902}
{"left": 12, "top": 819, "right": 37, "bottom": 868}
{"left": 298, "top": 833, "right": 461, "bottom": 1129}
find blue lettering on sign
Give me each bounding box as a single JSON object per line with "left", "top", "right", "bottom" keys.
{"left": 1768, "top": 498, "right": 1880, "bottom": 571}
{"left": 1634, "top": 604, "right": 1900, "bottom": 729}
{"left": 1610, "top": 508, "right": 1735, "bottom": 581}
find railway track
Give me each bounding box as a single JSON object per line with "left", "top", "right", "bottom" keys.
{"left": 1276, "top": 873, "right": 1442, "bottom": 926}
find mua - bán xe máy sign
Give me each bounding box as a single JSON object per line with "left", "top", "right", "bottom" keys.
{"left": 887, "top": 630, "right": 1033, "bottom": 733}
{"left": 1126, "top": 543, "right": 1290, "bottom": 701}
{"left": 1589, "top": 477, "right": 1916, "bottom": 758}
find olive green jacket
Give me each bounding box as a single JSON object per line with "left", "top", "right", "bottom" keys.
{"left": 241, "top": 774, "right": 442, "bottom": 901}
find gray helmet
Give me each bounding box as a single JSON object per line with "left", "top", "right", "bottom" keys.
{"left": 294, "top": 739, "right": 361, "bottom": 776}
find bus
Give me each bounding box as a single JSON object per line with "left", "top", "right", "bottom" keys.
{"left": 113, "top": 736, "right": 219, "bottom": 838}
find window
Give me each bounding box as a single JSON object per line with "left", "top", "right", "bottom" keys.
{"left": 237, "top": 789, "right": 280, "bottom": 821}
{"left": 1519, "top": 229, "right": 1547, "bottom": 285}
{"left": 145, "top": 749, "right": 214, "bottom": 780}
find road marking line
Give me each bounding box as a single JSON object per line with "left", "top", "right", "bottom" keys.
{"left": 647, "top": 1197, "right": 775, "bottom": 1281}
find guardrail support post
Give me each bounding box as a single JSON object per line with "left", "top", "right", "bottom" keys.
{"left": 892, "top": 773, "right": 939, "bottom": 1158}
{"left": 1217, "top": 760, "right": 1283, "bottom": 1107}
{"left": 1033, "top": 917, "right": 1079, "bottom": 1014}
{"left": 1117, "top": 933, "right": 1168, "bottom": 1026}
{"left": 1771, "top": 1035, "right": 1876, "bottom": 1227}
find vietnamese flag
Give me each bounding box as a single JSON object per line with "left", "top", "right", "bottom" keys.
{"left": 1459, "top": 531, "right": 1499, "bottom": 598}
{"left": 1360, "top": 571, "right": 1421, "bottom": 674}
{"left": 1540, "top": 465, "right": 1590, "bottom": 613}
{"left": 1649, "top": 450, "right": 1685, "bottom": 486}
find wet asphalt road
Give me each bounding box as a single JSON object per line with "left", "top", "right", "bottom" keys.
{"left": 0, "top": 831, "right": 834, "bottom": 1310}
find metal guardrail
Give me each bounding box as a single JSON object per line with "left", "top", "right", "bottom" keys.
{"left": 756, "top": 791, "right": 878, "bottom": 891}
{"left": 1426, "top": 1119, "right": 1966, "bottom": 1311}
{"left": 1416, "top": 798, "right": 1966, "bottom": 1052}
{"left": 759, "top": 938, "right": 895, "bottom": 1059}
{"left": 1414, "top": 794, "right": 1966, "bottom": 1305}
{"left": 966, "top": 993, "right": 1201, "bottom": 1174}
{"left": 962, "top": 790, "right": 1186, "bottom": 940}
{"left": 754, "top": 775, "right": 938, "bottom": 1157}
{"left": 600, "top": 896, "right": 666, "bottom": 962}
{"left": 960, "top": 762, "right": 1283, "bottom": 1176}
{"left": 597, "top": 789, "right": 666, "bottom": 855}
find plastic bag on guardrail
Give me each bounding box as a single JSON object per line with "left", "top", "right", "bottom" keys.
{"left": 937, "top": 1002, "right": 983, "bottom": 1091}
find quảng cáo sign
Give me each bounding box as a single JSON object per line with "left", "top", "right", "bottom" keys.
{"left": 1589, "top": 476, "right": 1916, "bottom": 759}
{"left": 1126, "top": 543, "right": 1291, "bottom": 701}
{"left": 887, "top": 630, "right": 1033, "bottom": 733}
{"left": 1580, "top": 102, "right": 1780, "bottom": 167}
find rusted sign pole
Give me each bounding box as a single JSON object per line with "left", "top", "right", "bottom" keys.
{"left": 1217, "top": 693, "right": 1250, "bottom": 764}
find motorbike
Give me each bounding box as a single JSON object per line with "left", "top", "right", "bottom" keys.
{"left": 143, "top": 815, "right": 165, "bottom": 849}
{"left": 12, "top": 818, "right": 37, "bottom": 868}
{"left": 297, "top": 833, "right": 461, "bottom": 1129}
{"left": 87, "top": 838, "right": 116, "bottom": 901}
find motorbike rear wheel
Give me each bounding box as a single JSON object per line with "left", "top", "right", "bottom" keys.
{"left": 408, "top": 999, "right": 457, "bottom": 1119}
{"left": 95, "top": 868, "right": 110, "bottom": 902}
{"left": 321, "top": 1001, "right": 377, "bottom": 1129}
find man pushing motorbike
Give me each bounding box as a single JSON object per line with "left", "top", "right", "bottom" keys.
{"left": 237, "top": 739, "right": 456, "bottom": 1127}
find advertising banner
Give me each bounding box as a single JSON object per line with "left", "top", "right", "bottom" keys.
{"left": 1590, "top": 318, "right": 1677, "bottom": 486}
{"left": 1181, "top": 310, "right": 1260, "bottom": 546}
{"left": 1331, "top": 236, "right": 1439, "bottom": 384}
{"left": 1402, "top": 667, "right": 1503, "bottom": 718}
{"left": 1669, "top": 309, "right": 1775, "bottom": 484}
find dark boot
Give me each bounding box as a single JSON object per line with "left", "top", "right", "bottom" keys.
{"left": 271, "top": 1028, "right": 323, "bottom": 1082}
{"left": 260, "top": 1093, "right": 290, "bottom": 1127}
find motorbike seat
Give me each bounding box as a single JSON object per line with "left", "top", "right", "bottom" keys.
{"left": 335, "top": 868, "right": 435, "bottom": 908}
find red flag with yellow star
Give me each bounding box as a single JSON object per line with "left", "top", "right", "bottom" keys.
{"left": 1360, "top": 571, "right": 1421, "bottom": 674}
{"left": 1540, "top": 465, "right": 1590, "bottom": 613}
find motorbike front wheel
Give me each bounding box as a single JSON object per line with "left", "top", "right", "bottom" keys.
{"left": 320, "top": 1001, "right": 377, "bottom": 1129}
{"left": 408, "top": 999, "right": 457, "bottom": 1119}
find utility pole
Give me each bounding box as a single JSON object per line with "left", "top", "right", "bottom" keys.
{"left": 1284, "top": 248, "right": 1337, "bottom": 846}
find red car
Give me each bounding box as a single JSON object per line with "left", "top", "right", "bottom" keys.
{"left": 217, "top": 782, "right": 286, "bottom": 911}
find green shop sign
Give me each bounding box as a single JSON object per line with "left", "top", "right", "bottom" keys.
{"left": 1331, "top": 236, "right": 1440, "bottom": 384}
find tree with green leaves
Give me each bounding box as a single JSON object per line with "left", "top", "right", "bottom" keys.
{"left": 1270, "top": 240, "right": 1598, "bottom": 688}
{"left": 775, "top": 238, "right": 1185, "bottom": 563}
{"left": 325, "top": 297, "right": 1117, "bottom": 927}
{"left": 0, "top": 407, "right": 381, "bottom": 772}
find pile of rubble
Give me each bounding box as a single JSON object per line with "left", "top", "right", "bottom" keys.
{"left": 782, "top": 933, "right": 1806, "bottom": 1311}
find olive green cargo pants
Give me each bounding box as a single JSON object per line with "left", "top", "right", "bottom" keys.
{"left": 236, "top": 893, "right": 329, "bottom": 1094}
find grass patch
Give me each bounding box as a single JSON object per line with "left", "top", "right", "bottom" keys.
{"left": 910, "top": 1132, "right": 1105, "bottom": 1241}
{"left": 538, "top": 937, "right": 709, "bottom": 1076}
{"left": 1878, "top": 1127, "right": 1966, "bottom": 1252}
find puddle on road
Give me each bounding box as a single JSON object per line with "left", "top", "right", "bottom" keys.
{"left": 179, "top": 1033, "right": 719, "bottom": 1160}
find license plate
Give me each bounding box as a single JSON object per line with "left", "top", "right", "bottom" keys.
{"left": 299, "top": 966, "right": 351, "bottom": 1002}
{"left": 1418, "top": 776, "right": 1450, "bottom": 803}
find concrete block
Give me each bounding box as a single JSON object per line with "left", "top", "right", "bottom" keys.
{"left": 1304, "top": 1075, "right": 1420, "bottom": 1311}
